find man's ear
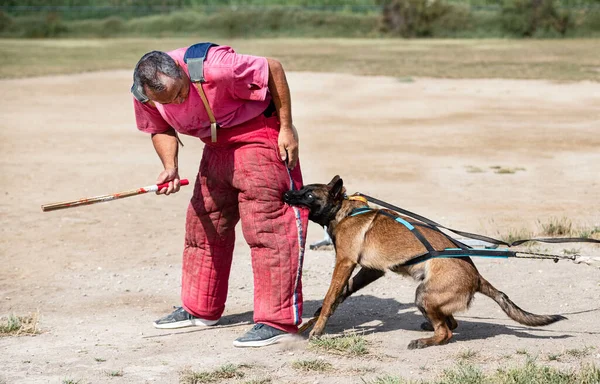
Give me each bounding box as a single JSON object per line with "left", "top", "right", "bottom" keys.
{"left": 327, "top": 175, "right": 341, "bottom": 187}
{"left": 329, "top": 178, "right": 344, "bottom": 199}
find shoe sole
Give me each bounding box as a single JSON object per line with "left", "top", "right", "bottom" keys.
{"left": 153, "top": 318, "right": 219, "bottom": 329}
{"left": 232, "top": 333, "right": 293, "bottom": 348}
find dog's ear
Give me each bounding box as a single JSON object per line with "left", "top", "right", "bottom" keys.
{"left": 327, "top": 175, "right": 341, "bottom": 187}
{"left": 329, "top": 177, "right": 344, "bottom": 199}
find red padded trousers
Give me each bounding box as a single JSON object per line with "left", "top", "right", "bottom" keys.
{"left": 180, "top": 114, "right": 309, "bottom": 333}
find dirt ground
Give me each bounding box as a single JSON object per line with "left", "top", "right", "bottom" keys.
{"left": 1, "top": 70, "right": 599, "bottom": 383}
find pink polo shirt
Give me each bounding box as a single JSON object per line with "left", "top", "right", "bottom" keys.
{"left": 133, "top": 45, "right": 271, "bottom": 139}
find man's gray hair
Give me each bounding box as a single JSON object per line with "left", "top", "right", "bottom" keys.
{"left": 133, "top": 51, "right": 182, "bottom": 94}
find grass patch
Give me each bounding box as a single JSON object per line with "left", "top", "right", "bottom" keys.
{"left": 539, "top": 217, "right": 574, "bottom": 237}
{"left": 243, "top": 379, "right": 271, "bottom": 384}
{"left": 1, "top": 38, "right": 600, "bottom": 82}
{"left": 365, "top": 361, "right": 600, "bottom": 383}
{"left": 291, "top": 359, "right": 333, "bottom": 372}
{"left": 309, "top": 333, "right": 369, "bottom": 356}
{"left": 490, "top": 166, "right": 526, "bottom": 174}
{"left": 105, "top": 370, "right": 123, "bottom": 377}
{"left": 578, "top": 226, "right": 600, "bottom": 240}
{"left": 94, "top": 357, "right": 107, "bottom": 362}
{"left": 498, "top": 228, "right": 534, "bottom": 245}
{"left": 465, "top": 165, "right": 485, "bottom": 173}
{"left": 0, "top": 312, "right": 40, "bottom": 336}
{"left": 180, "top": 364, "right": 248, "bottom": 384}
{"left": 565, "top": 346, "right": 595, "bottom": 358}
{"left": 62, "top": 380, "right": 81, "bottom": 384}
{"left": 562, "top": 248, "right": 580, "bottom": 256}
{"left": 456, "top": 348, "right": 479, "bottom": 361}
{"left": 547, "top": 353, "right": 562, "bottom": 361}
{"left": 244, "top": 377, "right": 273, "bottom": 384}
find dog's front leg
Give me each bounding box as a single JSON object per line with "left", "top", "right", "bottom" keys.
{"left": 310, "top": 258, "right": 356, "bottom": 339}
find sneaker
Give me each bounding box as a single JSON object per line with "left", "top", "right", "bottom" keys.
{"left": 153, "top": 306, "right": 219, "bottom": 329}
{"left": 232, "top": 323, "right": 293, "bottom": 347}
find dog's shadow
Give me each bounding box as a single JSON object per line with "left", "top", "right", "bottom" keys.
{"left": 303, "top": 295, "right": 578, "bottom": 343}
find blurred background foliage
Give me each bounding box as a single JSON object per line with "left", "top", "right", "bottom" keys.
{"left": 0, "top": 0, "right": 599, "bottom": 38}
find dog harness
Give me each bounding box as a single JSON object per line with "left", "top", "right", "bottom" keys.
{"left": 348, "top": 206, "right": 514, "bottom": 267}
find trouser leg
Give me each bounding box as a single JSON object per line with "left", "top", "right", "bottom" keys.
{"left": 233, "top": 126, "right": 309, "bottom": 333}
{"left": 181, "top": 147, "right": 239, "bottom": 320}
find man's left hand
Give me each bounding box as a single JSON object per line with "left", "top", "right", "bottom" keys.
{"left": 278, "top": 124, "right": 299, "bottom": 169}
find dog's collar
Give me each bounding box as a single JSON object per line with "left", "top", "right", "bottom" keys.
{"left": 345, "top": 194, "right": 368, "bottom": 204}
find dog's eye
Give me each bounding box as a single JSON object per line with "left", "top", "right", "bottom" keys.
{"left": 307, "top": 193, "right": 314, "bottom": 200}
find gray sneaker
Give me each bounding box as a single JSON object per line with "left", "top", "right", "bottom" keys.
{"left": 233, "top": 323, "right": 293, "bottom": 347}
{"left": 153, "top": 307, "right": 219, "bottom": 329}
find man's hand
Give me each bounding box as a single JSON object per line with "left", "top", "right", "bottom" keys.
{"left": 278, "top": 124, "right": 299, "bottom": 169}
{"left": 156, "top": 167, "right": 181, "bottom": 195}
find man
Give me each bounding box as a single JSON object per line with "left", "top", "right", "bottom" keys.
{"left": 131, "top": 43, "right": 309, "bottom": 347}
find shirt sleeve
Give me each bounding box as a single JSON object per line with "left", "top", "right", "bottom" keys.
{"left": 133, "top": 98, "right": 171, "bottom": 134}
{"left": 231, "top": 53, "right": 270, "bottom": 102}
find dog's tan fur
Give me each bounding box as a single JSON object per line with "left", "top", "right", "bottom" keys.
{"left": 283, "top": 176, "right": 565, "bottom": 349}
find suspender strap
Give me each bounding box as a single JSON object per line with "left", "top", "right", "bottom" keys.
{"left": 184, "top": 42, "right": 219, "bottom": 143}
{"left": 193, "top": 83, "right": 218, "bottom": 143}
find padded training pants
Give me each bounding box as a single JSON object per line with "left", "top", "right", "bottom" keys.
{"left": 181, "top": 114, "right": 309, "bottom": 333}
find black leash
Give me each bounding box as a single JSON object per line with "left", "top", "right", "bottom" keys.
{"left": 355, "top": 192, "right": 600, "bottom": 247}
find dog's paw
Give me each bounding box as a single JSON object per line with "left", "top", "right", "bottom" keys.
{"left": 407, "top": 339, "right": 428, "bottom": 350}
{"left": 420, "top": 322, "right": 434, "bottom": 332}
{"left": 309, "top": 328, "right": 324, "bottom": 340}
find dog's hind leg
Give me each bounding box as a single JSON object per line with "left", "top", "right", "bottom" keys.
{"left": 409, "top": 284, "right": 453, "bottom": 349}
{"left": 310, "top": 259, "right": 356, "bottom": 339}
{"left": 420, "top": 315, "right": 458, "bottom": 332}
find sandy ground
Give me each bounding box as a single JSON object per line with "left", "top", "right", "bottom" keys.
{"left": 1, "top": 71, "right": 599, "bottom": 384}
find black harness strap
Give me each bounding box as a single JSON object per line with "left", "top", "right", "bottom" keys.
{"left": 356, "top": 193, "right": 600, "bottom": 247}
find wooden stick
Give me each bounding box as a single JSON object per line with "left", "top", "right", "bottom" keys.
{"left": 41, "top": 179, "right": 190, "bottom": 212}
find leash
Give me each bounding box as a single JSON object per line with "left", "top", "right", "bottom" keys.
{"left": 353, "top": 193, "right": 600, "bottom": 248}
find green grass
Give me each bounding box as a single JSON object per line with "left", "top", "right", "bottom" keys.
{"left": 309, "top": 333, "right": 369, "bottom": 356}
{"left": 180, "top": 364, "right": 248, "bottom": 384}
{"left": 456, "top": 348, "right": 479, "bottom": 361}
{"left": 498, "top": 228, "right": 534, "bottom": 245}
{"left": 1, "top": 38, "right": 600, "bottom": 81}
{"left": 105, "top": 369, "right": 123, "bottom": 377}
{"left": 291, "top": 359, "right": 334, "bottom": 372}
{"left": 0, "top": 313, "right": 40, "bottom": 336}
{"left": 539, "top": 217, "right": 574, "bottom": 236}
{"left": 565, "top": 346, "right": 595, "bottom": 358}
{"left": 365, "top": 361, "right": 600, "bottom": 384}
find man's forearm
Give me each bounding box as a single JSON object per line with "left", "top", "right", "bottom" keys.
{"left": 267, "top": 58, "right": 293, "bottom": 131}
{"left": 151, "top": 128, "right": 179, "bottom": 170}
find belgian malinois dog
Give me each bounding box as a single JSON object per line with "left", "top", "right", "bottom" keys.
{"left": 283, "top": 176, "right": 565, "bottom": 349}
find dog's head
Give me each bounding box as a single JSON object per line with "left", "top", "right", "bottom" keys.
{"left": 283, "top": 175, "right": 346, "bottom": 227}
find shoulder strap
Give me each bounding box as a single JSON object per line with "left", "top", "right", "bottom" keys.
{"left": 184, "top": 43, "right": 219, "bottom": 142}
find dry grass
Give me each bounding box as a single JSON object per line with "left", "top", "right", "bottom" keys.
{"left": 309, "top": 333, "right": 369, "bottom": 356}
{"left": 179, "top": 364, "right": 248, "bottom": 384}
{"left": 291, "top": 358, "right": 333, "bottom": 372}
{"left": 366, "top": 361, "right": 600, "bottom": 384}
{"left": 1, "top": 38, "right": 600, "bottom": 81}
{"left": 498, "top": 228, "right": 534, "bottom": 245}
{"left": 0, "top": 312, "right": 41, "bottom": 337}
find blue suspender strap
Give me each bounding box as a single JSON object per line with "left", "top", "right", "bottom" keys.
{"left": 184, "top": 43, "right": 217, "bottom": 83}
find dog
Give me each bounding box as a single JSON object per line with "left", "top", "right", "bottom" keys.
{"left": 283, "top": 176, "right": 566, "bottom": 349}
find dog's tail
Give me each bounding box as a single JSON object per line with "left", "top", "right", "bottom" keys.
{"left": 478, "top": 277, "right": 566, "bottom": 326}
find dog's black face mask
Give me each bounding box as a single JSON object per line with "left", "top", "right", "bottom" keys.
{"left": 283, "top": 175, "right": 345, "bottom": 227}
